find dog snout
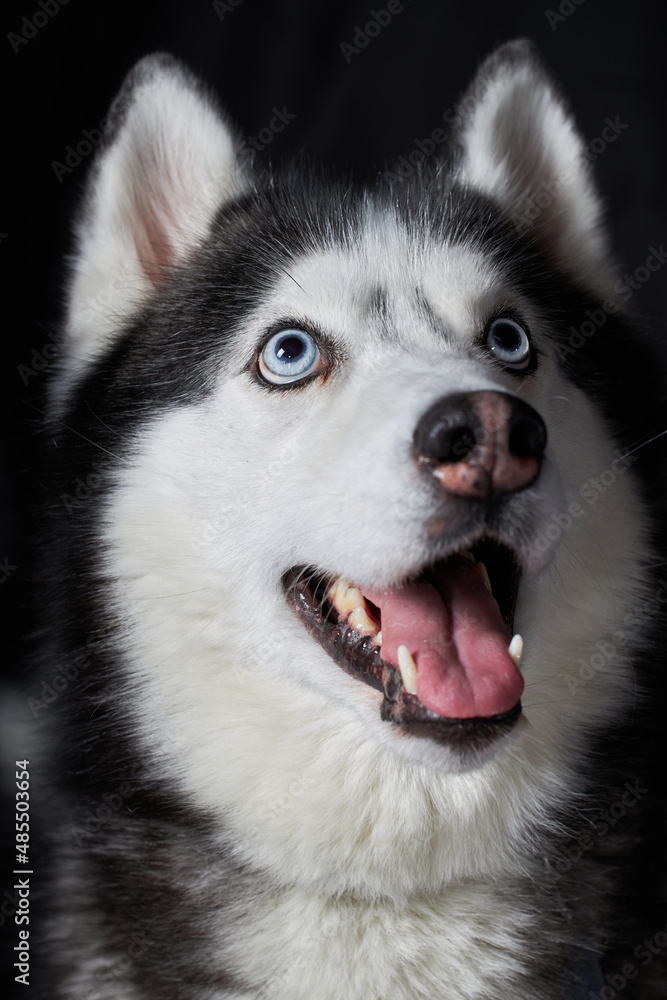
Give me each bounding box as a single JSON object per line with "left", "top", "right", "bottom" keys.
{"left": 413, "top": 391, "right": 546, "bottom": 498}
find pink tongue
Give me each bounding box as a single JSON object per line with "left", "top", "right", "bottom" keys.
{"left": 362, "top": 561, "right": 523, "bottom": 719}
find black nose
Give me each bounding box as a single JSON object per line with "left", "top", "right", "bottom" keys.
{"left": 413, "top": 391, "right": 546, "bottom": 498}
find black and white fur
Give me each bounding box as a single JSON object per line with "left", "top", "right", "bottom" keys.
{"left": 36, "top": 41, "right": 667, "bottom": 999}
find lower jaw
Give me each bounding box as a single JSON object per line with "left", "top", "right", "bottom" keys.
{"left": 283, "top": 566, "right": 523, "bottom": 755}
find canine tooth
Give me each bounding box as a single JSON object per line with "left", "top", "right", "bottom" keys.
{"left": 397, "top": 645, "right": 418, "bottom": 695}
{"left": 461, "top": 549, "right": 475, "bottom": 562}
{"left": 375, "top": 631, "right": 382, "bottom": 646}
{"left": 348, "top": 605, "right": 378, "bottom": 635}
{"left": 475, "top": 561, "right": 493, "bottom": 594}
{"left": 508, "top": 634, "right": 524, "bottom": 667}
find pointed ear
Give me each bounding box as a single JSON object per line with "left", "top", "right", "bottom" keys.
{"left": 455, "top": 40, "right": 614, "bottom": 291}
{"left": 66, "top": 53, "right": 248, "bottom": 371}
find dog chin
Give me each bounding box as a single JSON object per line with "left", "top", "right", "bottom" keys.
{"left": 355, "top": 690, "right": 528, "bottom": 773}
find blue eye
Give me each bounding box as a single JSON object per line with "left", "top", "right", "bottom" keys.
{"left": 259, "top": 329, "right": 321, "bottom": 384}
{"left": 487, "top": 318, "right": 531, "bottom": 370}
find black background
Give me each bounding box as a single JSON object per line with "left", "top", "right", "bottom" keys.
{"left": 1, "top": 0, "right": 666, "bottom": 994}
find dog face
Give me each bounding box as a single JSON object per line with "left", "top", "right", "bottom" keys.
{"left": 55, "top": 43, "right": 652, "bottom": 893}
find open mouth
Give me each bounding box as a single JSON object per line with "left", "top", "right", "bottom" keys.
{"left": 283, "top": 539, "right": 524, "bottom": 749}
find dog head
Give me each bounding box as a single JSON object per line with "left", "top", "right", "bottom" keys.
{"left": 53, "top": 42, "right": 656, "bottom": 890}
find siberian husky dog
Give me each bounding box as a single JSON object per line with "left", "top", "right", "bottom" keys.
{"left": 37, "top": 40, "right": 666, "bottom": 1000}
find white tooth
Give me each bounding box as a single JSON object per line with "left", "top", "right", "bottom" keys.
{"left": 348, "top": 605, "right": 378, "bottom": 635}
{"left": 397, "top": 645, "right": 418, "bottom": 695}
{"left": 475, "top": 561, "right": 492, "bottom": 594}
{"left": 375, "top": 631, "right": 383, "bottom": 646}
{"left": 508, "top": 634, "right": 524, "bottom": 667}
{"left": 461, "top": 549, "right": 475, "bottom": 562}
